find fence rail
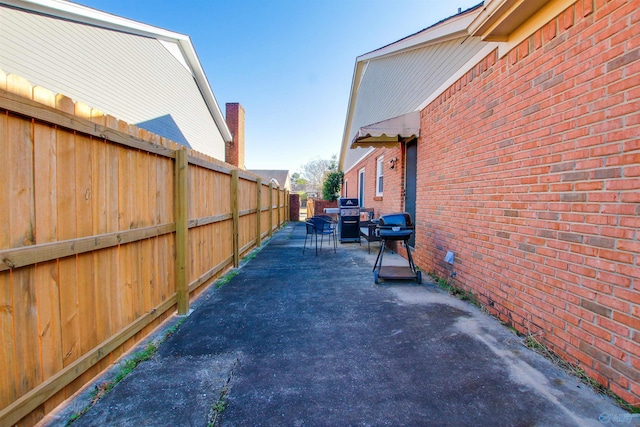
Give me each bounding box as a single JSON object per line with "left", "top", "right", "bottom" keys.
{"left": 0, "top": 74, "right": 288, "bottom": 426}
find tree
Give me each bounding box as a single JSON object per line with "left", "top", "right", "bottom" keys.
{"left": 322, "top": 171, "right": 343, "bottom": 201}
{"left": 290, "top": 172, "right": 308, "bottom": 193}
{"left": 299, "top": 154, "right": 338, "bottom": 195}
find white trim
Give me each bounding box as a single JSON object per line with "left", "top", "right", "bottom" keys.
{"left": 496, "top": 0, "right": 576, "bottom": 58}
{"left": 376, "top": 156, "right": 384, "bottom": 197}
{"left": 417, "top": 42, "right": 501, "bottom": 112}
{"left": 3, "top": 0, "right": 185, "bottom": 41}
{"left": 358, "top": 9, "right": 480, "bottom": 62}
{"left": 358, "top": 168, "right": 366, "bottom": 208}
{"left": 342, "top": 147, "right": 374, "bottom": 176}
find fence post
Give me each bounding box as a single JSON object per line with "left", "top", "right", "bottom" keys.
{"left": 174, "top": 148, "right": 189, "bottom": 315}
{"left": 256, "top": 178, "right": 262, "bottom": 247}
{"left": 285, "top": 190, "right": 290, "bottom": 221}
{"left": 231, "top": 169, "right": 239, "bottom": 268}
{"left": 268, "top": 182, "right": 273, "bottom": 238}
{"left": 277, "top": 187, "right": 281, "bottom": 228}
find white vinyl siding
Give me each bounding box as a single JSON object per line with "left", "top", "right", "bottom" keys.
{"left": 343, "top": 36, "right": 485, "bottom": 172}
{"left": 0, "top": 6, "right": 226, "bottom": 159}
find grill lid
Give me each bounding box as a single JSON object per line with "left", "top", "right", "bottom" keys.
{"left": 378, "top": 212, "right": 413, "bottom": 228}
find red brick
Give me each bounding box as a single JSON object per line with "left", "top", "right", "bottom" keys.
{"left": 603, "top": 272, "right": 633, "bottom": 289}
{"left": 618, "top": 240, "right": 640, "bottom": 253}
{"left": 594, "top": 337, "right": 628, "bottom": 360}
{"left": 599, "top": 248, "right": 634, "bottom": 264}
{"left": 598, "top": 294, "right": 630, "bottom": 313}
{"left": 615, "top": 337, "right": 640, "bottom": 358}
{"left": 598, "top": 316, "right": 631, "bottom": 338}
{"left": 613, "top": 312, "right": 640, "bottom": 331}
{"left": 581, "top": 321, "right": 613, "bottom": 342}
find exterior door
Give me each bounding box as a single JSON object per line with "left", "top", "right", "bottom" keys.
{"left": 405, "top": 140, "right": 417, "bottom": 247}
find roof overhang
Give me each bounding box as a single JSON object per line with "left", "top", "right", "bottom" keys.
{"left": 470, "top": 0, "right": 552, "bottom": 41}
{"left": 350, "top": 111, "right": 420, "bottom": 149}
{"left": 339, "top": 6, "right": 483, "bottom": 171}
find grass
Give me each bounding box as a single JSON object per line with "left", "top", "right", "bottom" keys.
{"left": 208, "top": 355, "right": 240, "bottom": 427}
{"left": 215, "top": 270, "right": 238, "bottom": 288}
{"left": 65, "top": 235, "right": 266, "bottom": 424}
{"left": 66, "top": 319, "right": 185, "bottom": 425}
{"left": 428, "top": 271, "right": 480, "bottom": 307}
{"left": 208, "top": 384, "right": 229, "bottom": 427}
{"left": 523, "top": 332, "right": 639, "bottom": 413}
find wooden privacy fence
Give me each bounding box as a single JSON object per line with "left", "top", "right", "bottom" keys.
{"left": 0, "top": 74, "right": 288, "bottom": 426}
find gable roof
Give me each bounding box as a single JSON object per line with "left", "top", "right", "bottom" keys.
{"left": 0, "top": 0, "right": 232, "bottom": 159}
{"left": 339, "top": 4, "right": 495, "bottom": 173}
{"left": 249, "top": 170, "right": 291, "bottom": 191}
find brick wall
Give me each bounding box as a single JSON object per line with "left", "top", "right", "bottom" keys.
{"left": 290, "top": 193, "right": 300, "bottom": 222}
{"left": 307, "top": 198, "right": 337, "bottom": 218}
{"left": 414, "top": 0, "right": 639, "bottom": 404}
{"left": 342, "top": 145, "right": 405, "bottom": 218}
{"left": 225, "top": 103, "right": 245, "bottom": 169}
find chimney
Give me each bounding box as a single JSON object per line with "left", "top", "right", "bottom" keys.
{"left": 225, "top": 102, "right": 245, "bottom": 169}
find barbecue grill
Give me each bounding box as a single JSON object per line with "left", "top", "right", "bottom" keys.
{"left": 373, "top": 212, "right": 422, "bottom": 284}
{"left": 338, "top": 198, "right": 360, "bottom": 243}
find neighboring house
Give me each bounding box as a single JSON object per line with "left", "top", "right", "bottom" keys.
{"left": 0, "top": 0, "right": 232, "bottom": 160}
{"left": 340, "top": 0, "right": 639, "bottom": 405}
{"left": 249, "top": 170, "right": 291, "bottom": 191}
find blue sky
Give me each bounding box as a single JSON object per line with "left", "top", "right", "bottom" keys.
{"left": 76, "top": 0, "right": 481, "bottom": 172}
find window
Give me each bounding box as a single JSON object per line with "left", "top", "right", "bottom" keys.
{"left": 344, "top": 179, "right": 348, "bottom": 197}
{"left": 376, "top": 156, "right": 384, "bottom": 196}
{"left": 358, "top": 168, "right": 365, "bottom": 207}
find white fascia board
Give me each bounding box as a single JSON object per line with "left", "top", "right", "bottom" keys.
{"left": 3, "top": 0, "right": 185, "bottom": 41}
{"left": 357, "top": 9, "right": 480, "bottom": 62}
{"left": 339, "top": 59, "right": 366, "bottom": 171}
{"left": 178, "top": 38, "right": 233, "bottom": 143}
{"left": 2, "top": 0, "right": 233, "bottom": 143}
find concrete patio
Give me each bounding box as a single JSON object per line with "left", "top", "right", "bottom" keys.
{"left": 41, "top": 222, "right": 630, "bottom": 427}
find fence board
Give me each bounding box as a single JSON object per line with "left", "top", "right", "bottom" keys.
{"left": 0, "top": 79, "right": 289, "bottom": 426}
{"left": 0, "top": 224, "right": 175, "bottom": 272}
{"left": 7, "top": 77, "right": 41, "bottom": 417}
{"left": 54, "top": 96, "right": 81, "bottom": 379}
{"left": 0, "top": 102, "right": 17, "bottom": 410}
{"left": 32, "top": 86, "right": 65, "bottom": 412}
{"left": 73, "top": 118, "right": 98, "bottom": 369}
{"left": 117, "top": 144, "right": 135, "bottom": 330}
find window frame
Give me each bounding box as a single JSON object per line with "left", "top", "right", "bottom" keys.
{"left": 358, "top": 168, "right": 365, "bottom": 207}
{"left": 376, "top": 156, "right": 384, "bottom": 197}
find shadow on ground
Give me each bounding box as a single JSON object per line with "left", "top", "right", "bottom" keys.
{"left": 41, "top": 222, "right": 627, "bottom": 427}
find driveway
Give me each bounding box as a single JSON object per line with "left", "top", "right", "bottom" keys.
{"left": 41, "top": 222, "right": 629, "bottom": 427}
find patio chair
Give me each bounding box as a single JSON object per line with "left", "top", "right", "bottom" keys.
{"left": 303, "top": 216, "right": 337, "bottom": 255}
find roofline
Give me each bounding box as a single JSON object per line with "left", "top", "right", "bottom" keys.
{"left": 357, "top": 3, "right": 483, "bottom": 62}
{"left": 339, "top": 5, "right": 483, "bottom": 172}
{"left": 1, "top": 0, "right": 233, "bottom": 142}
